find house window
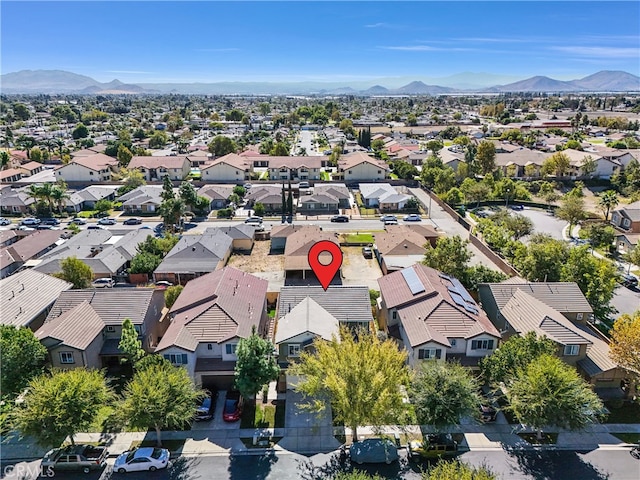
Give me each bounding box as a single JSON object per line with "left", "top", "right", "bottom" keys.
{"left": 392, "top": 311, "right": 397, "bottom": 320}
{"left": 576, "top": 313, "right": 584, "bottom": 321}
{"left": 163, "top": 353, "right": 188, "bottom": 364}
{"left": 418, "top": 348, "right": 441, "bottom": 360}
{"left": 450, "top": 339, "right": 457, "bottom": 346}
{"left": 471, "top": 339, "right": 494, "bottom": 350}
{"left": 349, "top": 170, "right": 352, "bottom": 174}
{"left": 623, "top": 219, "right": 630, "bottom": 227}
{"left": 59, "top": 352, "right": 75, "bottom": 364}
{"left": 106, "top": 326, "right": 115, "bottom": 332}
{"left": 207, "top": 344, "right": 213, "bottom": 350}
{"left": 89, "top": 171, "right": 94, "bottom": 175}
{"left": 564, "top": 345, "right": 579, "bottom": 356}
{"left": 378, "top": 170, "right": 381, "bottom": 174}
{"left": 225, "top": 344, "right": 237, "bottom": 355}
{"left": 288, "top": 344, "right": 301, "bottom": 357}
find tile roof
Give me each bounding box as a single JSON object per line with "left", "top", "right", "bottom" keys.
{"left": 501, "top": 290, "right": 592, "bottom": 345}
{"left": 0, "top": 270, "right": 72, "bottom": 327}
{"left": 263, "top": 156, "right": 322, "bottom": 169}
{"left": 271, "top": 224, "right": 321, "bottom": 239}
{"left": 480, "top": 281, "right": 592, "bottom": 313}
{"left": 339, "top": 151, "right": 389, "bottom": 170}
{"left": 63, "top": 153, "right": 117, "bottom": 171}
{"left": 128, "top": 155, "right": 189, "bottom": 170}
{"left": 202, "top": 153, "right": 249, "bottom": 170}
{"left": 277, "top": 286, "right": 373, "bottom": 324}
{"left": 384, "top": 224, "right": 439, "bottom": 240}
{"left": 378, "top": 264, "right": 498, "bottom": 347}
{"left": 197, "top": 184, "right": 234, "bottom": 201}
{"left": 374, "top": 230, "right": 427, "bottom": 256}
{"left": 158, "top": 267, "right": 268, "bottom": 352}
{"left": 283, "top": 230, "right": 339, "bottom": 271}
{"left": 274, "top": 296, "right": 339, "bottom": 344}
{"left": 314, "top": 183, "right": 350, "bottom": 200}
{"left": 46, "top": 289, "right": 160, "bottom": 326}
{"left": 205, "top": 225, "right": 255, "bottom": 240}
{"left": 76, "top": 185, "right": 119, "bottom": 202}
{"left": 36, "top": 301, "right": 104, "bottom": 350}
{"left": 0, "top": 230, "right": 63, "bottom": 269}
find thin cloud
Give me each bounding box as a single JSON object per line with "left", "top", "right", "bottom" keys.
{"left": 551, "top": 46, "right": 640, "bottom": 58}
{"left": 194, "top": 48, "right": 240, "bottom": 53}
{"left": 380, "top": 45, "right": 475, "bottom": 52}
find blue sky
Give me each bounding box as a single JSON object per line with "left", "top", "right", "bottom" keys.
{"left": 2, "top": 1, "right": 639, "bottom": 85}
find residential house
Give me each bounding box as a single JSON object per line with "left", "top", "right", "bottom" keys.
{"left": 0, "top": 187, "right": 35, "bottom": 215}
{"left": 359, "top": 183, "right": 411, "bottom": 211}
{"left": 265, "top": 156, "right": 322, "bottom": 181}
{"left": 373, "top": 228, "right": 430, "bottom": 274}
{"left": 438, "top": 147, "right": 466, "bottom": 172}
{"left": 33, "top": 229, "right": 151, "bottom": 279}
{"left": 74, "top": 185, "right": 119, "bottom": 210}
{"left": 185, "top": 150, "right": 211, "bottom": 167}
{"left": 313, "top": 183, "right": 351, "bottom": 210}
{"left": 384, "top": 224, "right": 439, "bottom": 246}
{"left": 0, "top": 269, "right": 72, "bottom": 330}
{"left": 270, "top": 225, "right": 321, "bottom": 253}
{"left": 478, "top": 280, "right": 629, "bottom": 393}
{"left": 562, "top": 149, "right": 620, "bottom": 179}
{"left": 298, "top": 192, "right": 339, "bottom": 214}
{"left": 283, "top": 230, "right": 341, "bottom": 284}
{"left": 0, "top": 230, "right": 19, "bottom": 249}
{"left": 37, "top": 288, "right": 166, "bottom": 370}
{"left": 118, "top": 185, "right": 172, "bottom": 213}
{"left": 153, "top": 231, "right": 233, "bottom": 285}
{"left": 378, "top": 264, "right": 500, "bottom": 367}
{"left": 155, "top": 267, "right": 269, "bottom": 387}
{"left": 55, "top": 154, "right": 118, "bottom": 183}
{"left": 201, "top": 153, "right": 251, "bottom": 183}
{"left": 197, "top": 184, "right": 234, "bottom": 210}
{"left": 611, "top": 200, "right": 640, "bottom": 233}
{"left": 339, "top": 152, "right": 389, "bottom": 183}
{"left": 128, "top": 155, "right": 191, "bottom": 181}
{"left": 244, "top": 184, "right": 288, "bottom": 213}
{"left": 17, "top": 161, "right": 44, "bottom": 177}
{"left": 205, "top": 225, "right": 255, "bottom": 253}
{"left": 0, "top": 229, "right": 64, "bottom": 278}
{"left": 495, "top": 149, "right": 549, "bottom": 178}
{"left": 0, "top": 169, "right": 24, "bottom": 184}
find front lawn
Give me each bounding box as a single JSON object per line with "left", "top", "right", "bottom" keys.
{"left": 613, "top": 433, "right": 640, "bottom": 444}
{"left": 344, "top": 233, "right": 374, "bottom": 244}
{"left": 605, "top": 401, "right": 640, "bottom": 423}
{"left": 240, "top": 400, "right": 285, "bottom": 429}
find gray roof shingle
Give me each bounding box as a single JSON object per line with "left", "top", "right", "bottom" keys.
{"left": 277, "top": 286, "right": 373, "bottom": 324}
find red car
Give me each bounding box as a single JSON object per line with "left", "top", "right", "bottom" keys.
{"left": 222, "top": 391, "right": 243, "bottom": 422}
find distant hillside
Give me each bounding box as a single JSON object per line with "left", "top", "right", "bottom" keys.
{"left": 1, "top": 69, "right": 638, "bottom": 94}
{"left": 571, "top": 71, "right": 640, "bottom": 91}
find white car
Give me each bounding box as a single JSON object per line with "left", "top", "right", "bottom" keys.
{"left": 114, "top": 447, "right": 170, "bottom": 473}
{"left": 98, "top": 217, "right": 117, "bottom": 225}
{"left": 91, "top": 278, "right": 115, "bottom": 288}
{"left": 0, "top": 217, "right": 10, "bottom": 226}
{"left": 20, "top": 217, "right": 41, "bottom": 226}
{"left": 69, "top": 218, "right": 87, "bottom": 225}
{"left": 403, "top": 214, "right": 422, "bottom": 222}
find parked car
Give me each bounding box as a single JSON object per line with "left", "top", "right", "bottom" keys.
{"left": 243, "top": 183, "right": 252, "bottom": 190}
{"left": 298, "top": 181, "right": 310, "bottom": 189}
{"left": 403, "top": 214, "right": 422, "bottom": 222}
{"left": 114, "top": 447, "right": 170, "bottom": 473}
{"left": 98, "top": 217, "right": 117, "bottom": 225}
{"left": 40, "top": 218, "right": 60, "bottom": 226}
{"left": 154, "top": 281, "right": 173, "bottom": 289}
{"left": 330, "top": 215, "right": 349, "bottom": 223}
{"left": 69, "top": 217, "right": 87, "bottom": 225}
{"left": 349, "top": 438, "right": 399, "bottom": 465}
{"left": 92, "top": 278, "right": 115, "bottom": 288}
{"left": 408, "top": 433, "right": 458, "bottom": 460}
{"left": 223, "top": 390, "right": 243, "bottom": 422}
{"left": 0, "top": 217, "right": 10, "bottom": 226}
{"left": 620, "top": 274, "right": 638, "bottom": 288}
{"left": 383, "top": 218, "right": 398, "bottom": 225}
{"left": 36, "top": 224, "right": 55, "bottom": 230}
{"left": 380, "top": 215, "right": 397, "bottom": 223}
{"left": 362, "top": 246, "right": 373, "bottom": 259}
{"left": 509, "top": 204, "right": 524, "bottom": 211}
{"left": 87, "top": 225, "right": 107, "bottom": 230}
{"left": 123, "top": 217, "right": 142, "bottom": 225}
{"left": 114, "top": 282, "right": 136, "bottom": 288}
{"left": 41, "top": 444, "right": 109, "bottom": 474}
{"left": 195, "top": 389, "right": 218, "bottom": 421}
{"left": 245, "top": 216, "right": 263, "bottom": 225}
{"left": 20, "top": 217, "right": 41, "bottom": 226}
{"left": 480, "top": 404, "right": 498, "bottom": 422}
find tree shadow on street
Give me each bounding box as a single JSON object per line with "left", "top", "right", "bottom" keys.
{"left": 295, "top": 451, "right": 425, "bottom": 480}
{"left": 228, "top": 450, "right": 278, "bottom": 480}
{"left": 505, "top": 448, "right": 612, "bottom": 480}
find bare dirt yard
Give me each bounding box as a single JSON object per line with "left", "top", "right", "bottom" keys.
{"left": 341, "top": 246, "right": 383, "bottom": 290}
{"left": 227, "top": 240, "right": 283, "bottom": 273}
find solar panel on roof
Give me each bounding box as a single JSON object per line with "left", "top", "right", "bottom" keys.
{"left": 402, "top": 268, "right": 425, "bottom": 295}
{"left": 464, "top": 304, "right": 479, "bottom": 315}
{"left": 451, "top": 278, "right": 475, "bottom": 304}
{"left": 449, "top": 291, "right": 467, "bottom": 309}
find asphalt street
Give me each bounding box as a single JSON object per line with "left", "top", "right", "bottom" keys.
{"left": 2, "top": 449, "right": 639, "bottom": 480}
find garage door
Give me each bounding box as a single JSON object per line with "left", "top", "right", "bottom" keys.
{"left": 200, "top": 375, "right": 235, "bottom": 391}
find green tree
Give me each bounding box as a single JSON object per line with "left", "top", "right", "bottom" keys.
{"left": 13, "top": 103, "right": 30, "bottom": 121}
{"left": 0, "top": 151, "right": 11, "bottom": 170}
{"left": 542, "top": 152, "right": 571, "bottom": 177}
{"left": 287, "top": 183, "right": 293, "bottom": 218}
{"left": 179, "top": 181, "right": 199, "bottom": 213}
{"left": 464, "top": 181, "right": 491, "bottom": 207}
{"left": 409, "top": 361, "right": 480, "bottom": 428}
{"left": 561, "top": 245, "right": 619, "bottom": 319}
{"left": 51, "top": 181, "right": 70, "bottom": 214}
{"left": 117, "top": 144, "right": 133, "bottom": 167}
{"left": 423, "top": 460, "right": 498, "bottom": 480}
{"left": 130, "top": 252, "right": 162, "bottom": 274}
{"left": 164, "top": 285, "right": 183, "bottom": 309}
{"left": 463, "top": 265, "right": 508, "bottom": 291}
{"left": 479, "top": 332, "right": 558, "bottom": 386}
{"left": 506, "top": 354, "right": 603, "bottom": 441}
{"left": 425, "top": 139, "right": 443, "bottom": 155}
{"left": 119, "top": 168, "right": 146, "bottom": 194}
{"left": 253, "top": 202, "right": 265, "bottom": 216}
{"left": 94, "top": 199, "right": 113, "bottom": 215}
{"left": 625, "top": 247, "right": 640, "bottom": 269}
{"left": 12, "top": 369, "right": 113, "bottom": 447}
{"left": 271, "top": 141, "right": 290, "bottom": 156}
{"left": 514, "top": 234, "right": 568, "bottom": 282}
{"left": 161, "top": 175, "right": 175, "bottom": 202}
{"left": 29, "top": 147, "right": 43, "bottom": 163}
{"left": 0, "top": 326, "right": 48, "bottom": 399}
{"left": 234, "top": 326, "right": 280, "bottom": 400}
{"left": 119, "top": 362, "right": 204, "bottom": 446}
{"left": 581, "top": 155, "right": 598, "bottom": 177}
{"left": 556, "top": 195, "right": 587, "bottom": 234}
{"left": 583, "top": 223, "right": 616, "bottom": 248}
{"left": 54, "top": 256, "right": 93, "bottom": 289}
{"left": 476, "top": 141, "right": 496, "bottom": 175}
{"left": 598, "top": 190, "right": 619, "bottom": 221}
{"left": 288, "top": 327, "right": 410, "bottom": 441}
{"left": 148, "top": 131, "right": 168, "bottom": 149}
{"left": 208, "top": 135, "right": 237, "bottom": 156}
{"left": 159, "top": 197, "right": 185, "bottom": 232}
{"left": 71, "top": 123, "right": 89, "bottom": 140}
{"left": 422, "top": 235, "right": 471, "bottom": 281}
{"left": 609, "top": 311, "right": 640, "bottom": 377}
{"left": 119, "top": 318, "right": 145, "bottom": 365}
{"left": 233, "top": 185, "right": 246, "bottom": 199}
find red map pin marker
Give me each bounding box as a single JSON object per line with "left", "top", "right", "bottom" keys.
{"left": 308, "top": 240, "right": 343, "bottom": 291}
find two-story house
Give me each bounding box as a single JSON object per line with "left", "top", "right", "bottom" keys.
{"left": 155, "top": 267, "right": 269, "bottom": 389}
{"left": 201, "top": 153, "right": 251, "bottom": 183}
{"left": 128, "top": 155, "right": 191, "bottom": 181}
{"left": 55, "top": 154, "right": 118, "bottom": 183}
{"left": 338, "top": 152, "right": 389, "bottom": 183}
{"left": 378, "top": 264, "right": 500, "bottom": 368}
{"left": 478, "top": 280, "right": 629, "bottom": 394}
{"left": 266, "top": 156, "right": 322, "bottom": 181}
{"left": 610, "top": 200, "right": 640, "bottom": 253}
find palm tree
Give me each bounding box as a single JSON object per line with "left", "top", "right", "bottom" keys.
{"left": 159, "top": 198, "right": 185, "bottom": 233}
{"left": 598, "top": 190, "right": 619, "bottom": 221}
{"left": 51, "top": 183, "right": 70, "bottom": 214}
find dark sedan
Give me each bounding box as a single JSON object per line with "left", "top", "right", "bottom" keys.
{"left": 330, "top": 215, "right": 349, "bottom": 223}
{"left": 123, "top": 217, "right": 142, "bottom": 225}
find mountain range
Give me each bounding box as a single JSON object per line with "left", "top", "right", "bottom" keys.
{"left": 1, "top": 70, "right": 638, "bottom": 95}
